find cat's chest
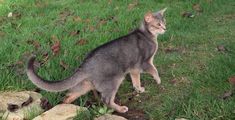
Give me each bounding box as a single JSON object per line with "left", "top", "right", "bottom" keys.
{"left": 149, "top": 40, "right": 158, "bottom": 56}
{"left": 148, "top": 40, "right": 158, "bottom": 63}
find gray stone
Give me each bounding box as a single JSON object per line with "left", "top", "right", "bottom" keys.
{"left": 0, "top": 91, "right": 43, "bottom": 120}
{"left": 95, "top": 114, "right": 127, "bottom": 120}
{"left": 33, "top": 104, "right": 87, "bottom": 120}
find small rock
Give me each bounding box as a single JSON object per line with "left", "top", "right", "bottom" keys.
{"left": 33, "top": 104, "right": 87, "bottom": 120}
{"left": 1, "top": 91, "right": 43, "bottom": 120}
{"left": 0, "top": 91, "right": 31, "bottom": 111}
{"left": 175, "top": 118, "right": 188, "bottom": 120}
{"left": 8, "top": 12, "right": 13, "bottom": 17}
{"left": 95, "top": 114, "right": 127, "bottom": 120}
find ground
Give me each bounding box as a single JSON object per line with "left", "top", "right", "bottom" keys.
{"left": 0, "top": 0, "right": 235, "bottom": 119}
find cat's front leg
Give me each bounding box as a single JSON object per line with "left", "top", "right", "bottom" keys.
{"left": 130, "top": 69, "right": 145, "bottom": 93}
{"left": 143, "top": 63, "right": 161, "bottom": 84}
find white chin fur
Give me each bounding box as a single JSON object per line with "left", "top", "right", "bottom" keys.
{"left": 157, "top": 30, "right": 166, "bottom": 34}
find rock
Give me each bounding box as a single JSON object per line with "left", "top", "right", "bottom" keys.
{"left": 95, "top": 114, "right": 127, "bottom": 120}
{"left": 33, "top": 104, "right": 87, "bottom": 120}
{"left": 175, "top": 118, "right": 188, "bottom": 120}
{"left": 0, "top": 91, "right": 44, "bottom": 120}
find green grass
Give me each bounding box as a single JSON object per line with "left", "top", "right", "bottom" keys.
{"left": 0, "top": 0, "right": 235, "bottom": 119}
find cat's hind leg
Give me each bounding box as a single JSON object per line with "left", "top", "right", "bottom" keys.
{"left": 99, "top": 77, "right": 128, "bottom": 113}
{"left": 101, "top": 89, "right": 128, "bottom": 113}
{"left": 63, "top": 80, "right": 94, "bottom": 104}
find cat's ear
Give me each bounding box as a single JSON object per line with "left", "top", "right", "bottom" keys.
{"left": 144, "top": 12, "right": 154, "bottom": 23}
{"left": 157, "top": 8, "right": 167, "bottom": 16}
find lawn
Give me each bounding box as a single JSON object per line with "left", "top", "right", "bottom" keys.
{"left": 0, "top": 0, "right": 235, "bottom": 119}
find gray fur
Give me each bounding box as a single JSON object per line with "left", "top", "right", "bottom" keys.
{"left": 26, "top": 8, "right": 166, "bottom": 113}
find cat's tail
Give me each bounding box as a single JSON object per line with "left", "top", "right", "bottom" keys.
{"left": 26, "top": 56, "right": 88, "bottom": 92}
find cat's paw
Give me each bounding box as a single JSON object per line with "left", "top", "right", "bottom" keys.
{"left": 118, "top": 106, "right": 128, "bottom": 113}
{"left": 135, "top": 86, "right": 145, "bottom": 93}
{"left": 155, "top": 77, "right": 161, "bottom": 84}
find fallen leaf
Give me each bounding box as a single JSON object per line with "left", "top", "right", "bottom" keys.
{"left": 27, "top": 40, "right": 41, "bottom": 49}
{"left": 35, "top": 0, "right": 48, "bottom": 8}
{"left": 220, "top": 90, "right": 233, "bottom": 100}
{"left": 59, "top": 10, "right": 72, "bottom": 19}
{"left": 60, "top": 60, "right": 69, "bottom": 70}
{"left": 229, "top": 76, "right": 235, "bottom": 86}
{"left": 40, "top": 98, "right": 52, "bottom": 110}
{"left": 0, "top": 31, "right": 5, "bottom": 37}
{"left": 12, "top": 12, "right": 22, "bottom": 19}
{"left": 70, "top": 30, "right": 80, "bottom": 36}
{"left": 98, "top": 19, "right": 107, "bottom": 25}
{"left": 128, "top": 1, "right": 138, "bottom": 10}
{"left": 21, "top": 96, "right": 33, "bottom": 107}
{"left": 217, "top": 45, "right": 226, "bottom": 52}
{"left": 42, "top": 51, "right": 49, "bottom": 64}
{"left": 193, "top": 3, "right": 203, "bottom": 13}
{"left": 73, "top": 16, "right": 82, "bottom": 22}
{"left": 51, "top": 35, "right": 60, "bottom": 55}
{"left": 76, "top": 39, "right": 88, "bottom": 46}
{"left": 84, "top": 18, "right": 91, "bottom": 23}
{"left": 89, "top": 26, "right": 95, "bottom": 32}
{"left": 164, "top": 46, "right": 186, "bottom": 54}
{"left": 182, "top": 12, "right": 195, "bottom": 18}
{"left": 7, "top": 104, "right": 19, "bottom": 112}
{"left": 170, "top": 78, "right": 177, "bottom": 85}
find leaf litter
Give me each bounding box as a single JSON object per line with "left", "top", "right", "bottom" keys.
{"left": 51, "top": 35, "right": 61, "bottom": 55}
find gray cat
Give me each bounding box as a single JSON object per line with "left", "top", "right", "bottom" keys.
{"left": 27, "top": 8, "right": 167, "bottom": 113}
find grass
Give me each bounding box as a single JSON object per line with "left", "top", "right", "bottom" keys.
{"left": 0, "top": 0, "right": 235, "bottom": 119}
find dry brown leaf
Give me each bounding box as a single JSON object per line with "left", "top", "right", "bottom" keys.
{"left": 59, "top": 11, "right": 72, "bottom": 18}
{"left": 99, "top": 19, "right": 107, "bottom": 25}
{"left": 128, "top": 1, "right": 138, "bottom": 10}
{"left": 0, "top": 31, "right": 5, "bottom": 37}
{"left": 182, "top": 12, "right": 195, "bottom": 18}
{"left": 89, "top": 26, "right": 95, "bottom": 32}
{"left": 76, "top": 39, "right": 87, "bottom": 46}
{"left": 217, "top": 45, "right": 226, "bottom": 52}
{"left": 73, "top": 16, "right": 82, "bottom": 22}
{"left": 40, "top": 98, "right": 53, "bottom": 110}
{"left": 35, "top": 0, "right": 48, "bottom": 8}
{"left": 70, "top": 30, "right": 80, "bottom": 36}
{"left": 27, "top": 40, "right": 41, "bottom": 49}
{"left": 51, "top": 35, "right": 60, "bottom": 55}
{"left": 40, "top": 52, "right": 49, "bottom": 65}
{"left": 220, "top": 90, "right": 233, "bottom": 100}
{"left": 60, "top": 60, "right": 69, "bottom": 70}
{"left": 193, "top": 3, "right": 203, "bottom": 13}
{"left": 229, "top": 76, "right": 235, "bottom": 86}
{"left": 84, "top": 18, "right": 91, "bottom": 23}
{"left": 170, "top": 79, "right": 177, "bottom": 85}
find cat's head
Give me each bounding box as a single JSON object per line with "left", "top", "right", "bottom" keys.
{"left": 142, "top": 8, "right": 167, "bottom": 35}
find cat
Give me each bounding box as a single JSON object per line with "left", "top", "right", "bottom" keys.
{"left": 27, "top": 8, "right": 167, "bottom": 113}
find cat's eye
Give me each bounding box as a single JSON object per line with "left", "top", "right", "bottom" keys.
{"left": 157, "top": 23, "right": 161, "bottom": 26}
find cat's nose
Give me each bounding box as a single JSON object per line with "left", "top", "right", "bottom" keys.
{"left": 161, "top": 25, "right": 166, "bottom": 30}
{"left": 163, "top": 26, "right": 166, "bottom": 30}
